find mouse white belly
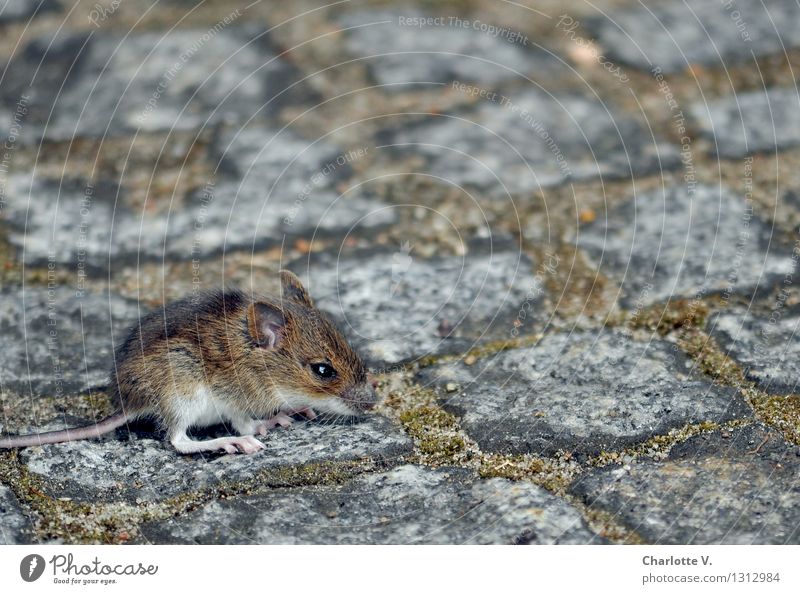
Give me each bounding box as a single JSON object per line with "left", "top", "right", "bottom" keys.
{"left": 179, "top": 385, "right": 242, "bottom": 430}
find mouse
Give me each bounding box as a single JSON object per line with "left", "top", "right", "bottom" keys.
{"left": 0, "top": 270, "right": 378, "bottom": 455}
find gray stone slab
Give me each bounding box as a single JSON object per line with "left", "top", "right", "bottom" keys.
{"left": 170, "top": 124, "right": 396, "bottom": 257}
{"left": 0, "top": 287, "right": 140, "bottom": 397}
{"left": 709, "top": 306, "right": 800, "bottom": 394}
{"left": 1, "top": 174, "right": 148, "bottom": 272}
{"left": 294, "top": 249, "right": 540, "bottom": 368}
{"left": 138, "top": 464, "right": 600, "bottom": 544}
{"left": 2, "top": 130, "right": 393, "bottom": 268}
{"left": 18, "top": 415, "right": 412, "bottom": 503}
{"left": 0, "top": 0, "right": 58, "bottom": 24}
{"left": 577, "top": 184, "right": 796, "bottom": 306}
{"left": 419, "top": 330, "right": 751, "bottom": 457}
{"left": 586, "top": 0, "right": 800, "bottom": 74}
{"left": 0, "top": 484, "right": 29, "bottom": 544}
{"left": 0, "top": 26, "right": 302, "bottom": 141}
{"left": 571, "top": 424, "right": 800, "bottom": 544}
{"left": 385, "top": 88, "right": 678, "bottom": 196}
{"left": 691, "top": 88, "right": 800, "bottom": 158}
{"left": 338, "top": 10, "right": 559, "bottom": 91}
{"left": 211, "top": 124, "right": 351, "bottom": 182}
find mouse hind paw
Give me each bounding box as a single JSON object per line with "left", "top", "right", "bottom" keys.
{"left": 169, "top": 432, "right": 266, "bottom": 455}
{"left": 219, "top": 435, "right": 265, "bottom": 455}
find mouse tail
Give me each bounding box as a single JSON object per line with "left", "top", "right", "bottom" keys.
{"left": 0, "top": 411, "right": 132, "bottom": 449}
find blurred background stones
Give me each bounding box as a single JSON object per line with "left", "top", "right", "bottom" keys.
{"left": 0, "top": 0, "right": 798, "bottom": 544}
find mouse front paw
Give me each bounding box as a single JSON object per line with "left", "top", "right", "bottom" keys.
{"left": 252, "top": 407, "right": 318, "bottom": 435}
{"left": 285, "top": 406, "right": 317, "bottom": 420}
{"left": 169, "top": 432, "right": 266, "bottom": 455}
{"left": 253, "top": 412, "right": 294, "bottom": 435}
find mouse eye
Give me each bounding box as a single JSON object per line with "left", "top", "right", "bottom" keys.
{"left": 310, "top": 363, "right": 337, "bottom": 380}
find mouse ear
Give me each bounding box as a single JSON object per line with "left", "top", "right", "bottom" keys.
{"left": 247, "top": 302, "right": 286, "bottom": 349}
{"left": 279, "top": 269, "right": 313, "bottom": 307}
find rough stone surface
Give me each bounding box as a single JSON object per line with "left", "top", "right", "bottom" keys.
{"left": 338, "top": 10, "right": 560, "bottom": 90}
{"left": 420, "top": 330, "right": 751, "bottom": 457}
{"left": 188, "top": 124, "right": 395, "bottom": 255}
{"left": 296, "top": 249, "right": 540, "bottom": 367}
{"left": 1, "top": 0, "right": 798, "bottom": 546}
{"left": 0, "top": 484, "right": 29, "bottom": 544}
{"left": 386, "top": 88, "right": 678, "bottom": 195}
{"left": 691, "top": 88, "right": 800, "bottom": 158}
{"left": 0, "top": 26, "right": 302, "bottom": 141}
{"left": 587, "top": 0, "right": 800, "bottom": 73}
{"left": 2, "top": 131, "right": 393, "bottom": 268}
{"left": 0, "top": 288, "right": 140, "bottom": 397}
{"left": 138, "top": 464, "right": 601, "bottom": 544}
{"left": 577, "top": 184, "right": 796, "bottom": 306}
{"left": 709, "top": 306, "right": 800, "bottom": 394}
{"left": 18, "top": 415, "right": 412, "bottom": 502}
{"left": 2, "top": 174, "right": 148, "bottom": 271}
{"left": 571, "top": 424, "right": 800, "bottom": 544}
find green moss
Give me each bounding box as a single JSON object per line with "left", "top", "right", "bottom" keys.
{"left": 678, "top": 330, "right": 748, "bottom": 387}
{"left": 413, "top": 334, "right": 542, "bottom": 370}
{"left": 256, "top": 459, "right": 386, "bottom": 490}
{"left": 479, "top": 453, "right": 545, "bottom": 480}
{"left": 538, "top": 244, "right": 612, "bottom": 320}
{"left": 0, "top": 450, "right": 155, "bottom": 544}
{"left": 750, "top": 393, "right": 800, "bottom": 445}
{"left": 478, "top": 452, "right": 581, "bottom": 494}
{"left": 589, "top": 420, "right": 739, "bottom": 468}
{"left": 672, "top": 329, "right": 800, "bottom": 444}
{"left": 628, "top": 299, "right": 711, "bottom": 335}
{"left": 399, "top": 405, "right": 471, "bottom": 465}
{"left": 0, "top": 389, "right": 115, "bottom": 432}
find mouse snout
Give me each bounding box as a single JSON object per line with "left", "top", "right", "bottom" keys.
{"left": 343, "top": 382, "right": 379, "bottom": 412}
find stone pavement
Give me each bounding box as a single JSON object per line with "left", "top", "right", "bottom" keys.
{"left": 0, "top": 0, "right": 798, "bottom": 545}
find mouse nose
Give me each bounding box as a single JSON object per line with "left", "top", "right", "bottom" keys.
{"left": 350, "top": 382, "right": 379, "bottom": 412}
{"left": 362, "top": 383, "right": 379, "bottom": 410}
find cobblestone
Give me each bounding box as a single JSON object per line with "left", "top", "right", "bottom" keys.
{"left": 709, "top": 306, "right": 800, "bottom": 394}
{"left": 691, "top": 88, "right": 800, "bottom": 158}
{"left": 420, "top": 330, "right": 751, "bottom": 457}
{"left": 571, "top": 424, "right": 800, "bottom": 544}
{"left": 0, "top": 484, "right": 29, "bottom": 544}
{"left": 386, "top": 88, "right": 678, "bottom": 196}
{"left": 0, "top": 288, "right": 139, "bottom": 397}
{"left": 587, "top": 0, "right": 800, "bottom": 73}
{"left": 577, "top": 184, "right": 796, "bottom": 306}
{"left": 139, "top": 465, "right": 601, "bottom": 544}
{"left": 1, "top": 0, "right": 796, "bottom": 545}
{"left": 297, "top": 250, "right": 539, "bottom": 367}
{"left": 0, "top": 26, "right": 302, "bottom": 142}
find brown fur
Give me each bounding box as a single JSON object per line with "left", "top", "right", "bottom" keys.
{"left": 111, "top": 271, "right": 373, "bottom": 426}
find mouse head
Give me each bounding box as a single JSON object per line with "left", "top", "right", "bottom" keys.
{"left": 245, "top": 270, "right": 378, "bottom": 416}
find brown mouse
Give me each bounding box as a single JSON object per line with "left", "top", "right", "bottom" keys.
{"left": 0, "top": 271, "right": 378, "bottom": 455}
